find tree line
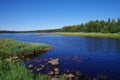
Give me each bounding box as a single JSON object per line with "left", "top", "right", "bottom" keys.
{"left": 59, "top": 18, "right": 120, "bottom": 33}
{"left": 0, "top": 18, "right": 120, "bottom": 33}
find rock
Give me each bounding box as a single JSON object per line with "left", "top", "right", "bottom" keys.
{"left": 55, "top": 71, "right": 60, "bottom": 75}
{"left": 49, "top": 58, "right": 53, "bottom": 60}
{"left": 54, "top": 68, "right": 59, "bottom": 72}
{"left": 43, "top": 59, "right": 48, "bottom": 62}
{"left": 48, "top": 71, "right": 54, "bottom": 76}
{"left": 97, "top": 75, "right": 109, "bottom": 80}
{"left": 64, "top": 73, "right": 75, "bottom": 80}
{"left": 48, "top": 58, "right": 60, "bottom": 66}
{"left": 34, "top": 59, "right": 40, "bottom": 62}
{"left": 72, "top": 56, "right": 79, "bottom": 61}
{"left": 75, "top": 71, "right": 84, "bottom": 79}
{"left": 12, "top": 56, "right": 19, "bottom": 60}
{"left": 36, "top": 68, "right": 43, "bottom": 72}
{"left": 28, "top": 64, "right": 34, "bottom": 68}
{"left": 25, "top": 58, "right": 31, "bottom": 61}
{"left": 39, "top": 64, "right": 45, "bottom": 68}
{"left": 4, "top": 58, "right": 12, "bottom": 62}
{"left": 43, "top": 47, "right": 53, "bottom": 51}
{"left": 64, "top": 69, "right": 70, "bottom": 73}
{"left": 41, "top": 65, "right": 45, "bottom": 68}
{"left": 51, "top": 77, "right": 59, "bottom": 80}
{"left": 54, "top": 68, "right": 60, "bottom": 75}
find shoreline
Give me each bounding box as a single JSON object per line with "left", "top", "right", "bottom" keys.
{"left": 0, "top": 38, "right": 53, "bottom": 61}
{"left": 0, "top": 38, "right": 55, "bottom": 80}
{"left": 52, "top": 32, "right": 120, "bottom": 39}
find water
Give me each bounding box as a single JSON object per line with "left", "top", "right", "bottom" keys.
{"left": 0, "top": 33, "right": 120, "bottom": 80}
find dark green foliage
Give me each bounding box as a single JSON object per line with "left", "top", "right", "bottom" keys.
{"left": 0, "top": 18, "right": 120, "bottom": 33}
{"left": 60, "top": 18, "right": 120, "bottom": 33}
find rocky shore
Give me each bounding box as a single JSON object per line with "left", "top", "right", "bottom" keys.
{"left": 26, "top": 58, "right": 109, "bottom": 80}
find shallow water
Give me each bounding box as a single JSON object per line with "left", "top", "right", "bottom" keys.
{"left": 0, "top": 33, "right": 120, "bottom": 80}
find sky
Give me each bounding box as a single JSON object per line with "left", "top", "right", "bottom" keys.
{"left": 0, "top": 0, "right": 120, "bottom": 31}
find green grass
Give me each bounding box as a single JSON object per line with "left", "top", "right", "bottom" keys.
{"left": 0, "top": 38, "right": 49, "bottom": 80}
{"left": 0, "top": 61, "right": 49, "bottom": 80}
{"left": 0, "top": 61, "right": 66, "bottom": 80}
{"left": 0, "top": 38, "right": 66, "bottom": 80}
{"left": 0, "top": 38, "right": 50, "bottom": 59}
{"left": 52, "top": 32, "right": 120, "bottom": 39}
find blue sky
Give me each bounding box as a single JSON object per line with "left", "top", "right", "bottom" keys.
{"left": 0, "top": 0, "right": 120, "bottom": 31}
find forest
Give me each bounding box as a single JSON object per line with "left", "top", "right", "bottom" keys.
{"left": 59, "top": 18, "right": 120, "bottom": 33}
{"left": 0, "top": 18, "right": 120, "bottom": 33}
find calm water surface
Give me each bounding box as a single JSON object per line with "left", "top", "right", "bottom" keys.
{"left": 0, "top": 33, "right": 120, "bottom": 80}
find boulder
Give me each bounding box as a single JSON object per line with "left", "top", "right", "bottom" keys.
{"left": 48, "top": 58, "right": 60, "bottom": 66}
{"left": 51, "top": 77, "right": 59, "bottom": 80}
{"left": 64, "top": 73, "right": 75, "bottom": 80}
{"left": 28, "top": 64, "right": 34, "bottom": 68}
{"left": 48, "top": 71, "right": 54, "bottom": 76}
{"left": 54, "top": 68, "right": 60, "bottom": 75}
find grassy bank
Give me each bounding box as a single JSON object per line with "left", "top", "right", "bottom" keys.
{"left": 0, "top": 61, "right": 49, "bottom": 80}
{"left": 52, "top": 32, "right": 120, "bottom": 39}
{"left": 0, "top": 38, "right": 56, "bottom": 80}
{"left": 0, "top": 38, "right": 52, "bottom": 59}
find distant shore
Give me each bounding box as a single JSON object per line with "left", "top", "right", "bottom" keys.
{"left": 52, "top": 32, "right": 120, "bottom": 39}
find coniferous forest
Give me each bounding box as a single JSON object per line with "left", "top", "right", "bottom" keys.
{"left": 59, "top": 18, "right": 120, "bottom": 33}
{"left": 25, "top": 18, "right": 120, "bottom": 33}
{"left": 0, "top": 18, "right": 120, "bottom": 33}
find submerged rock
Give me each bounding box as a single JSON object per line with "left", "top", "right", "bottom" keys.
{"left": 34, "top": 59, "right": 40, "bottom": 62}
{"left": 74, "top": 71, "right": 84, "bottom": 80}
{"left": 41, "top": 64, "right": 45, "bottom": 68}
{"left": 85, "top": 77, "right": 96, "bottom": 80}
{"left": 36, "top": 68, "right": 43, "bottom": 72}
{"left": 97, "top": 75, "right": 109, "bottom": 80}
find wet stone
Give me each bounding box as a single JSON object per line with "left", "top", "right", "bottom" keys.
{"left": 36, "top": 68, "right": 43, "bottom": 72}
{"left": 28, "top": 64, "right": 34, "bottom": 68}
{"left": 48, "top": 71, "right": 54, "bottom": 76}
{"left": 48, "top": 58, "right": 60, "bottom": 66}
{"left": 64, "top": 73, "right": 75, "bottom": 80}
{"left": 51, "top": 77, "right": 59, "bottom": 80}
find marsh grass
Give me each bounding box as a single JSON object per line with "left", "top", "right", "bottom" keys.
{"left": 0, "top": 38, "right": 61, "bottom": 80}
{"left": 53, "top": 32, "right": 120, "bottom": 39}
{"left": 0, "top": 38, "right": 49, "bottom": 59}
{"left": 0, "top": 61, "right": 66, "bottom": 80}
{"left": 0, "top": 61, "right": 50, "bottom": 80}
